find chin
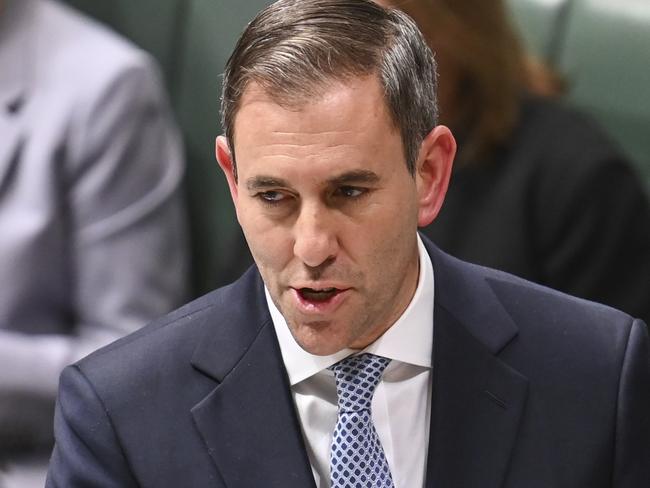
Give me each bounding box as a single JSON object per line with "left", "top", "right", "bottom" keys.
{"left": 292, "top": 327, "right": 346, "bottom": 356}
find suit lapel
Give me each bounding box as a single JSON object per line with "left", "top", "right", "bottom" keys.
{"left": 190, "top": 271, "right": 316, "bottom": 487}
{"left": 424, "top": 241, "right": 529, "bottom": 488}
{"left": 187, "top": 240, "right": 529, "bottom": 487}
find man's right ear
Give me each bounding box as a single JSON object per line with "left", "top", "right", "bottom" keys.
{"left": 216, "top": 136, "right": 238, "bottom": 203}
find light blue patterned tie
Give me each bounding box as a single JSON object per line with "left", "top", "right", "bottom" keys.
{"left": 329, "top": 353, "right": 395, "bottom": 488}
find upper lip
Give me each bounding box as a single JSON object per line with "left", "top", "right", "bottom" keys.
{"left": 291, "top": 283, "right": 350, "bottom": 291}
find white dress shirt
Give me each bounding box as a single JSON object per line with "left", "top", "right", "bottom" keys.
{"left": 268, "top": 235, "right": 434, "bottom": 488}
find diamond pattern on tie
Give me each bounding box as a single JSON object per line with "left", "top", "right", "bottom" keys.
{"left": 329, "top": 353, "right": 394, "bottom": 488}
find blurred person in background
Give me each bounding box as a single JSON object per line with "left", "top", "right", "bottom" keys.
{"left": 0, "top": 0, "right": 188, "bottom": 485}
{"left": 376, "top": 0, "right": 650, "bottom": 324}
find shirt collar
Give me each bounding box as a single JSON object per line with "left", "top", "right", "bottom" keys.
{"left": 268, "top": 234, "right": 434, "bottom": 386}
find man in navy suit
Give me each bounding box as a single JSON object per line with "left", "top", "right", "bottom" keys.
{"left": 46, "top": 0, "right": 649, "bottom": 486}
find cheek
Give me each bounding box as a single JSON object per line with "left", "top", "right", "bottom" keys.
{"left": 372, "top": 198, "right": 418, "bottom": 255}
{"left": 239, "top": 210, "right": 293, "bottom": 273}
{"left": 343, "top": 200, "right": 416, "bottom": 268}
{"left": 360, "top": 193, "right": 418, "bottom": 236}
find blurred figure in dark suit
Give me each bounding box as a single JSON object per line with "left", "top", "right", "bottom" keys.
{"left": 377, "top": 0, "right": 650, "bottom": 323}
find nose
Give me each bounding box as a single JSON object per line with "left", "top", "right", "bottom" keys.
{"left": 293, "top": 203, "right": 339, "bottom": 268}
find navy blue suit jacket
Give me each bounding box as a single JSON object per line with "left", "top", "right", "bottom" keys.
{"left": 46, "top": 239, "right": 650, "bottom": 487}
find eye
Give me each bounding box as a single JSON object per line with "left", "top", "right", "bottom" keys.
{"left": 255, "top": 190, "right": 288, "bottom": 206}
{"left": 336, "top": 186, "right": 366, "bottom": 198}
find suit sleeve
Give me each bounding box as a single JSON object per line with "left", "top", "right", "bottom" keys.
{"left": 612, "top": 319, "right": 650, "bottom": 486}
{"left": 0, "top": 54, "right": 189, "bottom": 453}
{"left": 46, "top": 365, "right": 139, "bottom": 488}
{"left": 68, "top": 53, "right": 189, "bottom": 357}
{"left": 2, "top": 54, "right": 188, "bottom": 396}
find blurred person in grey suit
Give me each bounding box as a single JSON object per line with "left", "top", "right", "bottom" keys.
{"left": 0, "top": 0, "right": 188, "bottom": 485}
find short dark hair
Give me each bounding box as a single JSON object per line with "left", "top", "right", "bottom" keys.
{"left": 221, "top": 0, "right": 438, "bottom": 177}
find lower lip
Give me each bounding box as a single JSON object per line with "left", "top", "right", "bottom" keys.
{"left": 291, "top": 288, "right": 350, "bottom": 315}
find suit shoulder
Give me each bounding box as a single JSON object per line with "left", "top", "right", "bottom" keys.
{"left": 517, "top": 96, "right": 622, "bottom": 158}
{"left": 68, "top": 269, "right": 266, "bottom": 424}
{"left": 37, "top": 0, "right": 149, "bottom": 68}
{"left": 480, "top": 259, "right": 634, "bottom": 322}
{"left": 76, "top": 284, "right": 229, "bottom": 373}
{"left": 76, "top": 268, "right": 262, "bottom": 378}
{"left": 480, "top": 262, "right": 640, "bottom": 361}
{"left": 30, "top": 0, "right": 159, "bottom": 100}
{"left": 506, "top": 96, "right": 636, "bottom": 194}
{"left": 440, "top": 247, "right": 637, "bottom": 340}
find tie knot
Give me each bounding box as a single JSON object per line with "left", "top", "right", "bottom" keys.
{"left": 329, "top": 353, "right": 391, "bottom": 412}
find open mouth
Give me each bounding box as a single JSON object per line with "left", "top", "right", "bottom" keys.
{"left": 298, "top": 287, "right": 340, "bottom": 302}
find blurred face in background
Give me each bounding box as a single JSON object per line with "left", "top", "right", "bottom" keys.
{"left": 217, "top": 75, "right": 454, "bottom": 356}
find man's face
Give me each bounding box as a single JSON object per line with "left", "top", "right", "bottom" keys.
{"left": 217, "top": 75, "right": 453, "bottom": 355}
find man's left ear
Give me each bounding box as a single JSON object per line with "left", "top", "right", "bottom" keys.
{"left": 415, "top": 125, "right": 456, "bottom": 227}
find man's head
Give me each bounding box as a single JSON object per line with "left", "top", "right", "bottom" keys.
{"left": 216, "top": 0, "right": 455, "bottom": 356}
{"left": 221, "top": 0, "right": 439, "bottom": 176}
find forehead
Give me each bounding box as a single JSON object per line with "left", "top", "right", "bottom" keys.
{"left": 235, "top": 75, "right": 390, "bottom": 129}
{"left": 232, "top": 76, "right": 402, "bottom": 170}
{"left": 231, "top": 76, "right": 403, "bottom": 179}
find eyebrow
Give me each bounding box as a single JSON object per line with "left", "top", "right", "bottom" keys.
{"left": 326, "top": 169, "right": 381, "bottom": 187}
{"left": 245, "top": 169, "right": 381, "bottom": 192}
{"left": 246, "top": 176, "right": 289, "bottom": 191}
